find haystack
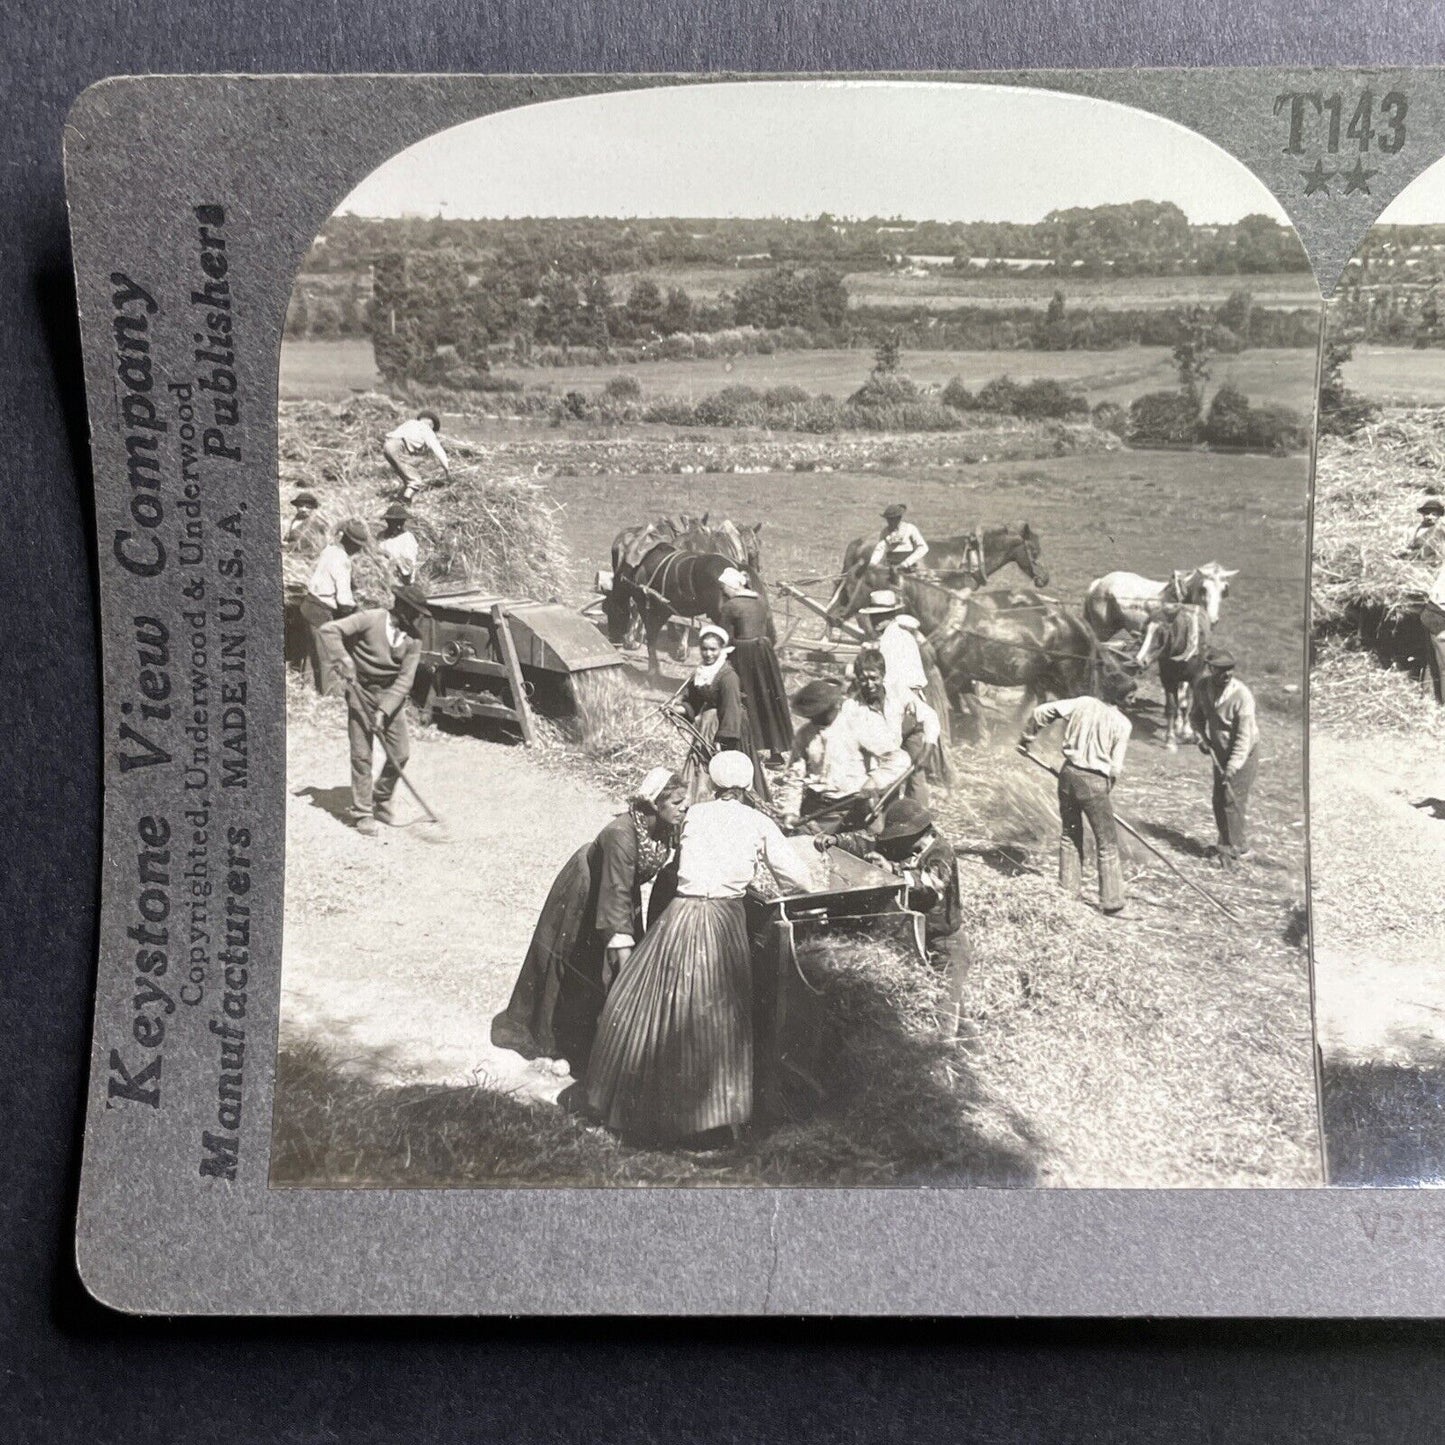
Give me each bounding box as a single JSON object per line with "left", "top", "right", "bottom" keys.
{"left": 278, "top": 394, "right": 570, "bottom": 604}
{"left": 1312, "top": 412, "right": 1445, "bottom": 627}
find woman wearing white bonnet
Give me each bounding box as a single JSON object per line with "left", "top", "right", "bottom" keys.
{"left": 585, "top": 750, "right": 815, "bottom": 1147}
{"left": 717, "top": 566, "right": 792, "bottom": 761}
{"left": 667, "top": 620, "right": 769, "bottom": 803}
{"left": 492, "top": 764, "right": 687, "bottom": 1077}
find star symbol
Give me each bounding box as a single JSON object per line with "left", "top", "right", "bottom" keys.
{"left": 1300, "top": 159, "right": 1335, "bottom": 196}
{"left": 1342, "top": 158, "right": 1379, "bottom": 196}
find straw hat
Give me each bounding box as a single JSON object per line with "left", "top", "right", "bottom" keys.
{"left": 859, "top": 589, "right": 904, "bottom": 615}
{"left": 291, "top": 490, "right": 319, "bottom": 508}
{"left": 339, "top": 517, "right": 371, "bottom": 545}
{"left": 708, "top": 751, "right": 755, "bottom": 791}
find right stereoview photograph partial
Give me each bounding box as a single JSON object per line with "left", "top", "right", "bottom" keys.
{"left": 1313, "top": 157, "right": 1445, "bottom": 1186}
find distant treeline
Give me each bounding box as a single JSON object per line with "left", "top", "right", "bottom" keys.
{"left": 302, "top": 204, "right": 1310, "bottom": 279}
{"left": 298, "top": 244, "right": 1320, "bottom": 381}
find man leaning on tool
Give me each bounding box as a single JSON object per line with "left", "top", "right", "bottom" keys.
{"left": 1018, "top": 676, "right": 1133, "bottom": 916}
{"left": 1188, "top": 646, "right": 1259, "bottom": 866}
{"left": 319, "top": 585, "right": 431, "bottom": 837}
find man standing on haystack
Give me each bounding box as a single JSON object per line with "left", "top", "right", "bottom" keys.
{"left": 319, "top": 585, "right": 431, "bottom": 837}
{"left": 1189, "top": 647, "right": 1260, "bottom": 866}
{"left": 383, "top": 410, "right": 450, "bottom": 502}
{"left": 1403, "top": 498, "right": 1445, "bottom": 561}
{"left": 299, "top": 517, "right": 369, "bottom": 693}
{"left": 283, "top": 490, "right": 328, "bottom": 555}
{"left": 1018, "top": 677, "right": 1134, "bottom": 916}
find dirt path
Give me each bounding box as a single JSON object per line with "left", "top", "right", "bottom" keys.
{"left": 1312, "top": 730, "right": 1445, "bottom": 1063}
{"left": 281, "top": 700, "right": 617, "bottom": 1106}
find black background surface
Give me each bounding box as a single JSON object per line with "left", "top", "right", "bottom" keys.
{"left": 8, "top": 3, "right": 1445, "bottom": 1439}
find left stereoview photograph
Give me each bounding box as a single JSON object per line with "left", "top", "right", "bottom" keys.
{"left": 268, "top": 80, "right": 1321, "bottom": 1190}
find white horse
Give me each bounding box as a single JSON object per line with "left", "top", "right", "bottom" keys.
{"left": 1083, "top": 562, "right": 1237, "bottom": 640}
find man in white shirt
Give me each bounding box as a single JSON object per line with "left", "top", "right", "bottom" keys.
{"left": 779, "top": 678, "right": 910, "bottom": 833}
{"left": 1019, "top": 680, "right": 1133, "bottom": 915}
{"left": 868, "top": 503, "right": 929, "bottom": 571}
{"left": 383, "top": 410, "right": 450, "bottom": 502}
{"left": 377, "top": 502, "right": 420, "bottom": 586}
{"left": 852, "top": 649, "right": 941, "bottom": 806}
{"left": 301, "top": 517, "right": 368, "bottom": 692}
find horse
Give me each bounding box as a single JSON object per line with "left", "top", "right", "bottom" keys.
{"left": 604, "top": 543, "right": 763, "bottom": 676}
{"left": 1083, "top": 562, "right": 1237, "bottom": 639}
{"left": 1135, "top": 603, "right": 1211, "bottom": 750}
{"left": 826, "top": 522, "right": 1048, "bottom": 628}
{"left": 847, "top": 572, "right": 1136, "bottom": 739}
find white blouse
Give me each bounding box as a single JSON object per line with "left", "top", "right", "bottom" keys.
{"left": 675, "top": 799, "right": 817, "bottom": 899}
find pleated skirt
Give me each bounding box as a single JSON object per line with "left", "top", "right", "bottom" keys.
{"left": 730, "top": 638, "right": 793, "bottom": 754}
{"left": 584, "top": 896, "right": 752, "bottom": 1144}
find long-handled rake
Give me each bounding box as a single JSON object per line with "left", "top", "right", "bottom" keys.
{"left": 1017, "top": 749, "right": 1243, "bottom": 926}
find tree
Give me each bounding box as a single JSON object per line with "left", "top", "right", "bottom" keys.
{"left": 1217, "top": 289, "right": 1254, "bottom": 348}
{"left": 873, "top": 332, "right": 902, "bottom": 374}
{"left": 1171, "top": 305, "right": 1214, "bottom": 405}
{"left": 1318, "top": 335, "right": 1378, "bottom": 437}
{"left": 624, "top": 277, "right": 664, "bottom": 336}
{"left": 284, "top": 288, "right": 309, "bottom": 339}
{"left": 660, "top": 286, "right": 694, "bottom": 336}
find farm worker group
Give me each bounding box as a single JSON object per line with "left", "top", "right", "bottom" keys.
{"left": 289, "top": 502, "right": 423, "bottom": 691}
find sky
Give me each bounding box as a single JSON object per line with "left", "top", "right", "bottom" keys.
{"left": 1378, "top": 152, "right": 1445, "bottom": 224}
{"left": 336, "top": 80, "right": 1291, "bottom": 227}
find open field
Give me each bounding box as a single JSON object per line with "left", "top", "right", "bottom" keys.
{"left": 601, "top": 266, "right": 1323, "bottom": 311}
{"left": 1345, "top": 346, "right": 1445, "bottom": 406}
{"left": 276, "top": 386, "right": 1317, "bottom": 1187}
{"left": 282, "top": 338, "right": 1319, "bottom": 414}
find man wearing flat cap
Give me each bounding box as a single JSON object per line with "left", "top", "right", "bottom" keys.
{"left": 1189, "top": 647, "right": 1260, "bottom": 864}
{"left": 779, "top": 676, "right": 909, "bottom": 833}
{"left": 869, "top": 503, "right": 930, "bottom": 572}
{"left": 283, "top": 490, "right": 328, "bottom": 556}
{"left": 1403, "top": 497, "right": 1445, "bottom": 561}
{"left": 300, "top": 517, "right": 369, "bottom": 693}
{"left": 377, "top": 501, "right": 420, "bottom": 586}
{"left": 319, "top": 585, "right": 431, "bottom": 836}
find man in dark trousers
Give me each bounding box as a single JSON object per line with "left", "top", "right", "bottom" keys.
{"left": 1188, "top": 646, "right": 1260, "bottom": 865}
{"left": 1018, "top": 677, "right": 1134, "bottom": 916}
{"left": 319, "top": 585, "right": 431, "bottom": 836}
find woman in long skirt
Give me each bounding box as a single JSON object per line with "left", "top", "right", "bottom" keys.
{"left": 671, "top": 624, "right": 770, "bottom": 803}
{"left": 491, "top": 768, "right": 688, "bottom": 1076}
{"left": 585, "top": 751, "right": 818, "bottom": 1147}
{"left": 717, "top": 567, "right": 792, "bottom": 760}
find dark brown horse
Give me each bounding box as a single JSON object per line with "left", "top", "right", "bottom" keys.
{"left": 848, "top": 572, "right": 1134, "bottom": 738}
{"left": 827, "top": 522, "right": 1048, "bottom": 628}
{"left": 1135, "top": 602, "right": 1211, "bottom": 750}
{"left": 604, "top": 543, "right": 766, "bottom": 675}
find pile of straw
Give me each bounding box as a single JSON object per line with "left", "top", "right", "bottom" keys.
{"left": 278, "top": 394, "right": 571, "bottom": 603}
{"left": 1312, "top": 413, "right": 1445, "bottom": 626}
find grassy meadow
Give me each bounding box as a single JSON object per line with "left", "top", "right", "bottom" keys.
{"left": 282, "top": 336, "right": 1318, "bottom": 415}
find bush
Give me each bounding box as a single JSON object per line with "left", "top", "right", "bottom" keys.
{"left": 603, "top": 374, "right": 642, "bottom": 400}
{"left": 976, "top": 376, "right": 1024, "bottom": 416}
{"left": 1204, "top": 383, "right": 1254, "bottom": 447}
{"left": 848, "top": 371, "right": 923, "bottom": 408}
{"left": 1015, "top": 378, "right": 1089, "bottom": 420}
{"left": 764, "top": 384, "right": 811, "bottom": 406}
{"left": 1245, "top": 402, "right": 1310, "bottom": 453}
{"left": 1091, "top": 401, "right": 1127, "bottom": 437}
{"left": 1127, "top": 389, "right": 1202, "bottom": 446}
{"left": 940, "top": 376, "right": 975, "bottom": 411}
